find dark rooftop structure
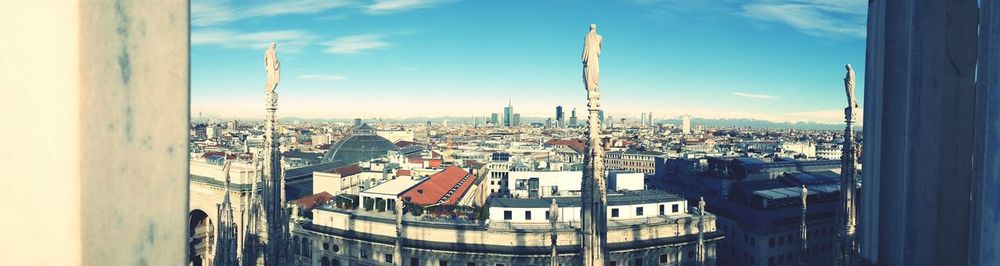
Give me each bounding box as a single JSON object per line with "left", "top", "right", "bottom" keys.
{"left": 322, "top": 123, "right": 398, "bottom": 165}
{"left": 489, "top": 189, "right": 684, "bottom": 209}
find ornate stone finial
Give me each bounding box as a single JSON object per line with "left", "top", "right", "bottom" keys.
{"left": 698, "top": 197, "right": 705, "bottom": 215}
{"left": 549, "top": 198, "right": 559, "bottom": 223}
{"left": 222, "top": 160, "right": 232, "bottom": 186}
{"left": 801, "top": 185, "right": 808, "bottom": 204}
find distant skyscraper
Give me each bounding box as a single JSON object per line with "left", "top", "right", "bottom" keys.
{"left": 504, "top": 98, "right": 513, "bottom": 127}
{"left": 647, "top": 112, "right": 653, "bottom": 126}
{"left": 491, "top": 113, "right": 499, "bottom": 127}
{"left": 681, "top": 115, "right": 692, "bottom": 135}
{"left": 570, "top": 108, "right": 578, "bottom": 127}
{"left": 354, "top": 118, "right": 362, "bottom": 127}
{"left": 640, "top": 113, "right": 647, "bottom": 126}
{"left": 512, "top": 113, "right": 521, "bottom": 127}
{"left": 598, "top": 110, "right": 605, "bottom": 129}
{"left": 556, "top": 105, "right": 565, "bottom": 128}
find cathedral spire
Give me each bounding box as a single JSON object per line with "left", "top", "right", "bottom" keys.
{"left": 215, "top": 161, "right": 238, "bottom": 266}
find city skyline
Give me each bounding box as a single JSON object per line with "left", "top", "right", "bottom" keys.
{"left": 192, "top": 0, "right": 868, "bottom": 124}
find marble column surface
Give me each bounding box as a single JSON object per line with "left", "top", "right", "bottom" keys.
{"left": 0, "top": 1, "right": 189, "bottom": 265}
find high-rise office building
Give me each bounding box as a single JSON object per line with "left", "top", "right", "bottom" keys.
{"left": 569, "top": 108, "right": 578, "bottom": 127}
{"left": 504, "top": 98, "right": 513, "bottom": 127}
{"left": 354, "top": 118, "right": 362, "bottom": 127}
{"left": 512, "top": 113, "right": 520, "bottom": 127}
{"left": 556, "top": 105, "right": 565, "bottom": 128}
{"left": 598, "top": 110, "right": 605, "bottom": 129}
{"left": 681, "top": 115, "right": 691, "bottom": 135}
{"left": 491, "top": 113, "right": 499, "bottom": 127}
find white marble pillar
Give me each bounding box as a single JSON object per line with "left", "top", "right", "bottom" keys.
{"left": 860, "top": 0, "right": 978, "bottom": 265}
{"left": 971, "top": 1, "right": 1000, "bottom": 265}
{"left": 0, "top": 1, "right": 189, "bottom": 265}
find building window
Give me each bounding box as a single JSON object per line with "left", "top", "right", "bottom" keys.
{"left": 323, "top": 242, "right": 329, "bottom": 250}
{"left": 467, "top": 263, "right": 475, "bottom": 266}
{"left": 636, "top": 207, "right": 644, "bottom": 216}
{"left": 659, "top": 254, "right": 669, "bottom": 263}
{"left": 411, "top": 257, "right": 419, "bottom": 266}
{"left": 672, "top": 204, "right": 679, "bottom": 213}
{"left": 504, "top": 211, "right": 512, "bottom": 220}
{"left": 769, "top": 257, "right": 774, "bottom": 266}
{"left": 611, "top": 208, "right": 619, "bottom": 218}
{"left": 361, "top": 249, "right": 369, "bottom": 259}
{"left": 769, "top": 237, "right": 775, "bottom": 248}
{"left": 634, "top": 258, "right": 643, "bottom": 266}
{"left": 779, "top": 236, "right": 785, "bottom": 246}
{"left": 385, "top": 254, "right": 393, "bottom": 263}
{"left": 440, "top": 260, "right": 448, "bottom": 266}
{"left": 545, "top": 211, "right": 550, "bottom": 220}
{"left": 525, "top": 211, "right": 532, "bottom": 220}
{"left": 659, "top": 204, "right": 665, "bottom": 215}
{"left": 332, "top": 244, "right": 339, "bottom": 253}
{"left": 609, "top": 261, "right": 617, "bottom": 266}
{"left": 322, "top": 257, "right": 331, "bottom": 266}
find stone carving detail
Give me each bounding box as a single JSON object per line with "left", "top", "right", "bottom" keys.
{"left": 845, "top": 64, "right": 858, "bottom": 111}
{"left": 580, "top": 23, "right": 607, "bottom": 266}
{"left": 264, "top": 42, "right": 280, "bottom": 107}
{"left": 582, "top": 24, "right": 603, "bottom": 106}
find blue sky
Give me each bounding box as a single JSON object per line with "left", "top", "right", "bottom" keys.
{"left": 192, "top": 0, "right": 868, "bottom": 124}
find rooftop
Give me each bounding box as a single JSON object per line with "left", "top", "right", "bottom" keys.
{"left": 361, "top": 176, "right": 426, "bottom": 197}
{"left": 489, "top": 190, "right": 684, "bottom": 209}
{"left": 402, "top": 166, "right": 475, "bottom": 205}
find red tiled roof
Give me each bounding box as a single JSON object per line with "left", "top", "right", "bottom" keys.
{"left": 545, "top": 139, "right": 586, "bottom": 154}
{"left": 401, "top": 166, "right": 474, "bottom": 206}
{"left": 292, "top": 191, "right": 334, "bottom": 210}
{"left": 396, "top": 169, "right": 412, "bottom": 176}
{"left": 395, "top": 140, "right": 418, "bottom": 148}
{"left": 325, "top": 164, "right": 362, "bottom": 176}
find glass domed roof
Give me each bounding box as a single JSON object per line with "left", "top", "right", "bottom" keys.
{"left": 322, "top": 124, "right": 398, "bottom": 164}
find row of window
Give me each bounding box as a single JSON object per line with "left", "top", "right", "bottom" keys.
{"left": 501, "top": 204, "right": 680, "bottom": 221}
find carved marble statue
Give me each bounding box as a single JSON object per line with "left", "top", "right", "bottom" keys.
{"left": 582, "top": 24, "right": 603, "bottom": 102}
{"left": 844, "top": 64, "right": 857, "bottom": 110}
{"left": 264, "top": 42, "right": 280, "bottom": 106}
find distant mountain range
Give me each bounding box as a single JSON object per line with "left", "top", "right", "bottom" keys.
{"left": 194, "top": 115, "right": 854, "bottom": 130}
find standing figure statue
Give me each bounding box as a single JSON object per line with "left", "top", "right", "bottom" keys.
{"left": 582, "top": 24, "right": 603, "bottom": 103}
{"left": 264, "top": 42, "right": 281, "bottom": 106}
{"left": 844, "top": 64, "right": 857, "bottom": 110}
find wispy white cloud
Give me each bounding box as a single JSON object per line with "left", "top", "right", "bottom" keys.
{"left": 322, "top": 34, "right": 390, "bottom": 54}
{"left": 299, "top": 74, "right": 349, "bottom": 80}
{"left": 624, "top": 0, "right": 867, "bottom": 39}
{"left": 733, "top": 92, "right": 780, "bottom": 99}
{"left": 191, "top": 29, "right": 317, "bottom": 53}
{"left": 366, "top": 0, "right": 454, "bottom": 14}
{"left": 192, "top": 0, "right": 358, "bottom": 26}
{"left": 739, "top": 0, "right": 867, "bottom": 39}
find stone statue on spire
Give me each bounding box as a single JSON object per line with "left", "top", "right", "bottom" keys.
{"left": 264, "top": 42, "right": 280, "bottom": 107}
{"left": 582, "top": 24, "right": 603, "bottom": 105}
{"left": 844, "top": 64, "right": 858, "bottom": 110}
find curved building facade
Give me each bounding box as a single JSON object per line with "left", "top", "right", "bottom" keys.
{"left": 290, "top": 190, "right": 722, "bottom": 266}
